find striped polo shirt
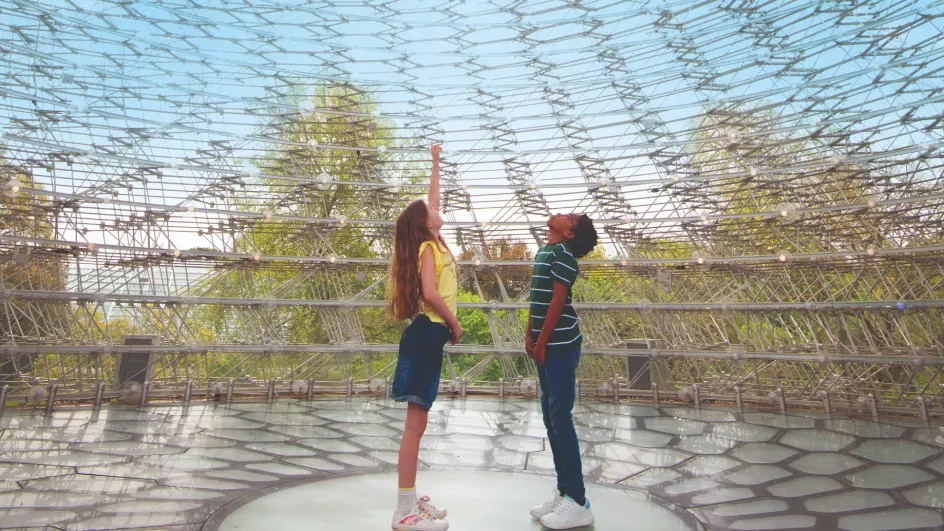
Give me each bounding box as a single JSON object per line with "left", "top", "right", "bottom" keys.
{"left": 529, "top": 242, "right": 582, "bottom": 346}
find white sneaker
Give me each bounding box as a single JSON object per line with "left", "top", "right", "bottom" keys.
{"left": 391, "top": 503, "right": 449, "bottom": 531}
{"left": 417, "top": 495, "right": 447, "bottom": 519}
{"left": 540, "top": 496, "right": 594, "bottom": 530}
{"left": 530, "top": 490, "right": 563, "bottom": 519}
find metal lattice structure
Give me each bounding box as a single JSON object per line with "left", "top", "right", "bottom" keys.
{"left": 1, "top": 0, "right": 943, "bottom": 413}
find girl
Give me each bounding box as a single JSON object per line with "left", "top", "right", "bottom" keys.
{"left": 387, "top": 142, "right": 461, "bottom": 531}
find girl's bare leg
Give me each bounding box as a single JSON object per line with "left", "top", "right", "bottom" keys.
{"left": 398, "top": 402, "right": 429, "bottom": 488}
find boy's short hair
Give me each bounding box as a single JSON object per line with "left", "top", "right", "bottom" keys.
{"left": 569, "top": 214, "right": 598, "bottom": 258}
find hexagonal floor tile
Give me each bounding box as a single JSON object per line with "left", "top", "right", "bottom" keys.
{"left": 704, "top": 498, "right": 788, "bottom": 517}
{"left": 804, "top": 490, "right": 894, "bottom": 513}
{"left": 825, "top": 419, "right": 904, "bottom": 439}
{"left": 788, "top": 453, "right": 865, "bottom": 475}
{"left": 741, "top": 413, "right": 815, "bottom": 429}
{"left": 903, "top": 482, "right": 944, "bottom": 508}
{"left": 724, "top": 465, "right": 793, "bottom": 485}
{"left": 845, "top": 464, "right": 934, "bottom": 489}
{"left": 837, "top": 508, "right": 943, "bottom": 531}
{"left": 767, "top": 476, "right": 842, "bottom": 498}
{"left": 675, "top": 434, "right": 738, "bottom": 455}
{"left": 664, "top": 408, "right": 737, "bottom": 422}
{"left": 645, "top": 417, "right": 706, "bottom": 436}
{"left": 850, "top": 439, "right": 939, "bottom": 464}
{"left": 591, "top": 442, "right": 689, "bottom": 467}
{"left": 710, "top": 422, "right": 779, "bottom": 442}
{"left": 779, "top": 429, "right": 855, "bottom": 452}
{"left": 690, "top": 487, "right": 756, "bottom": 506}
{"left": 678, "top": 455, "right": 741, "bottom": 476}
{"left": 730, "top": 443, "right": 798, "bottom": 464}
{"left": 729, "top": 515, "right": 817, "bottom": 530}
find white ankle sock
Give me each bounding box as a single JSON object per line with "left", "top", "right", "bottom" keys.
{"left": 398, "top": 487, "right": 416, "bottom": 512}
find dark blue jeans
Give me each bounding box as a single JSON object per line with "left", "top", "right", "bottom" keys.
{"left": 537, "top": 342, "right": 585, "bottom": 505}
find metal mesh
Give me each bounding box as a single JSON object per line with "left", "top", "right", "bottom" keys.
{"left": 1, "top": 0, "right": 943, "bottom": 412}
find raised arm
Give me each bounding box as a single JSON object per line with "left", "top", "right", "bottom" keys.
{"left": 428, "top": 142, "right": 442, "bottom": 212}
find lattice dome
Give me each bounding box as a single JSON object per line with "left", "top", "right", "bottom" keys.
{"left": 1, "top": 0, "right": 943, "bottom": 413}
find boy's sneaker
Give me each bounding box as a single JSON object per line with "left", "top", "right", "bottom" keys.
{"left": 530, "top": 490, "right": 563, "bottom": 519}
{"left": 417, "top": 495, "right": 446, "bottom": 519}
{"left": 391, "top": 503, "right": 449, "bottom": 531}
{"left": 540, "top": 496, "right": 594, "bottom": 530}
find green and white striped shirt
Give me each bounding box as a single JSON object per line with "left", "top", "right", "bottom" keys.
{"left": 529, "top": 242, "right": 582, "bottom": 346}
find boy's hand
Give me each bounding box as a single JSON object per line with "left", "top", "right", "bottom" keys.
{"left": 525, "top": 334, "right": 535, "bottom": 356}
{"left": 532, "top": 342, "right": 547, "bottom": 365}
{"left": 431, "top": 141, "right": 442, "bottom": 159}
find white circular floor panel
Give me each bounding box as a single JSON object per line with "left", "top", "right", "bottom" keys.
{"left": 216, "top": 471, "right": 696, "bottom": 530}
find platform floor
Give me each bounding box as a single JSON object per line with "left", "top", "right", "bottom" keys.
{"left": 0, "top": 397, "right": 942, "bottom": 530}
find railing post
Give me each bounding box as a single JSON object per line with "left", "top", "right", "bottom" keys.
{"left": 613, "top": 377, "right": 620, "bottom": 403}
{"left": 307, "top": 378, "right": 315, "bottom": 401}
{"left": 139, "top": 381, "right": 150, "bottom": 408}
{"left": 821, "top": 391, "right": 832, "bottom": 417}
{"left": 0, "top": 385, "right": 9, "bottom": 416}
{"left": 776, "top": 387, "right": 786, "bottom": 414}
{"left": 266, "top": 379, "right": 276, "bottom": 401}
{"left": 734, "top": 385, "right": 743, "bottom": 411}
{"left": 183, "top": 380, "right": 193, "bottom": 404}
{"left": 93, "top": 382, "right": 105, "bottom": 409}
{"left": 346, "top": 377, "right": 353, "bottom": 398}
{"left": 498, "top": 377, "right": 505, "bottom": 399}
{"left": 692, "top": 383, "right": 701, "bottom": 408}
{"left": 917, "top": 396, "right": 929, "bottom": 424}
{"left": 868, "top": 393, "right": 879, "bottom": 421}
{"left": 651, "top": 383, "right": 659, "bottom": 406}
{"left": 226, "top": 378, "right": 235, "bottom": 403}
{"left": 45, "top": 383, "right": 58, "bottom": 415}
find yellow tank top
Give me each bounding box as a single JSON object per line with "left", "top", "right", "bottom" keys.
{"left": 418, "top": 240, "right": 458, "bottom": 323}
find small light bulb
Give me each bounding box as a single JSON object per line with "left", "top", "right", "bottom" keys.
{"left": 620, "top": 259, "right": 628, "bottom": 266}
{"left": 252, "top": 253, "right": 261, "bottom": 261}
{"left": 263, "top": 212, "right": 273, "bottom": 220}
{"left": 87, "top": 243, "right": 96, "bottom": 251}
{"left": 474, "top": 259, "right": 482, "bottom": 266}
{"left": 172, "top": 249, "right": 181, "bottom": 257}
{"left": 749, "top": 167, "right": 758, "bottom": 177}
{"left": 187, "top": 206, "right": 195, "bottom": 212}
{"left": 9, "top": 185, "right": 20, "bottom": 194}
{"left": 378, "top": 145, "right": 387, "bottom": 153}
{"left": 867, "top": 199, "right": 876, "bottom": 208}
{"left": 338, "top": 216, "right": 347, "bottom": 226}
{"left": 696, "top": 257, "right": 704, "bottom": 264}
{"left": 328, "top": 255, "right": 337, "bottom": 264}
{"left": 307, "top": 139, "right": 318, "bottom": 148}
{"left": 780, "top": 210, "right": 789, "bottom": 217}
{"left": 779, "top": 254, "right": 788, "bottom": 262}
{"left": 624, "top": 216, "right": 633, "bottom": 225}
{"left": 319, "top": 173, "right": 330, "bottom": 184}
{"left": 700, "top": 215, "right": 708, "bottom": 222}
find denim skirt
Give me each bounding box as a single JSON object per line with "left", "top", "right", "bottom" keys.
{"left": 391, "top": 314, "right": 451, "bottom": 410}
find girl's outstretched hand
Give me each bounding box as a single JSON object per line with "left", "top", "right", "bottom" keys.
{"left": 431, "top": 141, "right": 442, "bottom": 159}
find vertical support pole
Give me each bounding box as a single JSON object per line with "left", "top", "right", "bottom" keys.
{"left": 459, "top": 378, "right": 467, "bottom": 398}
{"left": 692, "top": 383, "right": 701, "bottom": 408}
{"left": 93, "top": 382, "right": 105, "bottom": 409}
{"left": 917, "top": 396, "right": 929, "bottom": 424}
{"left": 821, "top": 391, "right": 832, "bottom": 417}
{"left": 45, "top": 383, "right": 58, "bottom": 415}
{"left": 266, "top": 379, "right": 275, "bottom": 401}
{"left": 868, "top": 393, "right": 879, "bottom": 422}
{"left": 776, "top": 387, "right": 786, "bottom": 414}
{"left": 226, "top": 378, "right": 235, "bottom": 403}
{"left": 346, "top": 377, "right": 353, "bottom": 398}
{"left": 734, "top": 385, "right": 743, "bottom": 412}
{"left": 498, "top": 377, "right": 505, "bottom": 399}
{"left": 612, "top": 377, "right": 619, "bottom": 403}
{"left": 0, "top": 385, "right": 9, "bottom": 416}
{"left": 139, "top": 381, "right": 149, "bottom": 408}
{"left": 651, "top": 383, "right": 659, "bottom": 406}
{"left": 307, "top": 378, "right": 315, "bottom": 401}
{"left": 183, "top": 380, "right": 193, "bottom": 404}
{"left": 575, "top": 379, "right": 580, "bottom": 402}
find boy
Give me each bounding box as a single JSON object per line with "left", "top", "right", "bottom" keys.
{"left": 526, "top": 213, "right": 599, "bottom": 530}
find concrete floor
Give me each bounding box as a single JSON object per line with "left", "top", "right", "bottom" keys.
{"left": 0, "top": 397, "right": 942, "bottom": 530}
